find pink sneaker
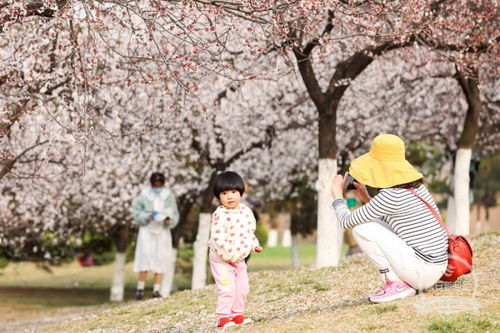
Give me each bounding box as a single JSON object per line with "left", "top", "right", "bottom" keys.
{"left": 370, "top": 279, "right": 392, "bottom": 299}
{"left": 369, "top": 280, "right": 416, "bottom": 303}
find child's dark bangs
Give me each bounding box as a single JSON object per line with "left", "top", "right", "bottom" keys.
{"left": 213, "top": 172, "right": 245, "bottom": 198}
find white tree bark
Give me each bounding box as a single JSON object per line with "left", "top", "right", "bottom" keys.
{"left": 446, "top": 194, "right": 456, "bottom": 233}
{"left": 316, "top": 158, "right": 343, "bottom": 268}
{"left": 110, "top": 252, "right": 126, "bottom": 302}
{"left": 291, "top": 233, "right": 300, "bottom": 268}
{"left": 191, "top": 213, "right": 211, "bottom": 290}
{"left": 161, "top": 247, "right": 177, "bottom": 297}
{"left": 282, "top": 228, "right": 292, "bottom": 247}
{"left": 267, "top": 229, "right": 278, "bottom": 247}
{"left": 454, "top": 148, "right": 472, "bottom": 235}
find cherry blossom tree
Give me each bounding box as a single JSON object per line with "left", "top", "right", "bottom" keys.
{"left": 413, "top": 0, "right": 499, "bottom": 236}
{"left": 1, "top": 2, "right": 497, "bottom": 299}
{"left": 341, "top": 46, "right": 498, "bottom": 237}
{"left": 216, "top": 0, "right": 498, "bottom": 251}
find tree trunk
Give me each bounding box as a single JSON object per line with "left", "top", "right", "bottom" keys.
{"left": 316, "top": 158, "right": 343, "bottom": 267}
{"left": 475, "top": 203, "right": 481, "bottom": 234}
{"left": 267, "top": 229, "right": 278, "bottom": 247}
{"left": 110, "top": 224, "right": 129, "bottom": 302}
{"left": 316, "top": 89, "right": 345, "bottom": 268}
{"left": 161, "top": 247, "right": 177, "bottom": 297}
{"left": 161, "top": 200, "right": 192, "bottom": 295}
{"left": 453, "top": 148, "right": 472, "bottom": 235}
{"left": 191, "top": 173, "right": 217, "bottom": 290}
{"left": 452, "top": 70, "right": 482, "bottom": 236}
{"left": 446, "top": 194, "right": 456, "bottom": 232}
{"left": 110, "top": 252, "right": 126, "bottom": 302}
{"left": 293, "top": 37, "right": 409, "bottom": 268}
{"left": 485, "top": 207, "right": 490, "bottom": 232}
{"left": 291, "top": 233, "right": 300, "bottom": 268}
{"left": 171, "top": 200, "right": 193, "bottom": 247}
{"left": 282, "top": 228, "right": 292, "bottom": 247}
{"left": 191, "top": 212, "right": 211, "bottom": 290}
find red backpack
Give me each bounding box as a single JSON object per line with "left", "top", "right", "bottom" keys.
{"left": 407, "top": 189, "right": 473, "bottom": 282}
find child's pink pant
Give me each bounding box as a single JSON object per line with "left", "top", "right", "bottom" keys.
{"left": 209, "top": 252, "right": 249, "bottom": 319}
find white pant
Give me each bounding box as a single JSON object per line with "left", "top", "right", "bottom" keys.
{"left": 352, "top": 220, "right": 447, "bottom": 290}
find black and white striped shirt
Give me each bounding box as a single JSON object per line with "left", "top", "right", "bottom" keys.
{"left": 332, "top": 185, "right": 448, "bottom": 264}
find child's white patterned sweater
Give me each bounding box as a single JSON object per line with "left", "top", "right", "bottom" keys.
{"left": 209, "top": 203, "right": 260, "bottom": 262}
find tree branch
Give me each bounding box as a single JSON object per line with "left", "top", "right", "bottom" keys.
{"left": 302, "top": 10, "right": 335, "bottom": 56}
{"left": 0, "top": 140, "right": 49, "bottom": 180}
{"left": 290, "top": 11, "right": 335, "bottom": 109}
{"left": 0, "top": 1, "right": 70, "bottom": 33}
{"left": 223, "top": 126, "right": 274, "bottom": 168}
{"left": 416, "top": 34, "right": 499, "bottom": 55}
{"left": 325, "top": 37, "right": 415, "bottom": 96}
{"left": 190, "top": 127, "right": 215, "bottom": 168}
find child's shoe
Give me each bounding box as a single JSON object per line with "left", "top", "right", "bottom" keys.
{"left": 232, "top": 315, "right": 253, "bottom": 325}
{"left": 369, "top": 280, "right": 416, "bottom": 303}
{"left": 217, "top": 317, "right": 235, "bottom": 328}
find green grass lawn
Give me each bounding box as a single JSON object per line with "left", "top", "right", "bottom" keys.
{"left": 249, "top": 244, "right": 348, "bottom": 271}
{"left": 0, "top": 244, "right": 322, "bottom": 290}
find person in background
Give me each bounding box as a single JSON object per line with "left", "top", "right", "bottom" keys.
{"left": 77, "top": 253, "right": 95, "bottom": 267}
{"left": 132, "top": 172, "right": 179, "bottom": 300}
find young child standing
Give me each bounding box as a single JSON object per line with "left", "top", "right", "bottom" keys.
{"left": 209, "top": 171, "right": 263, "bottom": 328}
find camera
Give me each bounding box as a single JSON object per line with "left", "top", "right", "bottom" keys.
{"left": 346, "top": 176, "right": 358, "bottom": 190}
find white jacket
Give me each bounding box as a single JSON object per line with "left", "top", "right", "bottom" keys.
{"left": 209, "top": 204, "right": 260, "bottom": 262}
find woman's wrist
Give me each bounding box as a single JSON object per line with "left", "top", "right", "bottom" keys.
{"left": 333, "top": 193, "right": 344, "bottom": 201}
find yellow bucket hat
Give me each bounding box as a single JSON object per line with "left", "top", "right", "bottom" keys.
{"left": 348, "top": 134, "right": 423, "bottom": 188}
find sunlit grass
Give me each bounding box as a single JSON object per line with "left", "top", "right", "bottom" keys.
{"left": 2, "top": 234, "right": 498, "bottom": 332}
{"left": 0, "top": 243, "right": 322, "bottom": 323}
{"left": 426, "top": 315, "right": 499, "bottom": 332}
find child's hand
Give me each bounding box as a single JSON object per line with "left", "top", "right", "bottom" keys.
{"left": 254, "top": 246, "right": 263, "bottom": 253}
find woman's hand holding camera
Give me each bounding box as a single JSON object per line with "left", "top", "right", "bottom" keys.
{"left": 353, "top": 182, "right": 371, "bottom": 204}
{"left": 331, "top": 173, "right": 371, "bottom": 203}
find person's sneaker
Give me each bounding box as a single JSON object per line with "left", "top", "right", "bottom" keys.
{"left": 152, "top": 291, "right": 162, "bottom": 298}
{"left": 135, "top": 289, "right": 144, "bottom": 300}
{"left": 232, "top": 315, "right": 253, "bottom": 325}
{"left": 369, "top": 280, "right": 416, "bottom": 303}
{"left": 370, "top": 279, "right": 392, "bottom": 299}
{"left": 217, "top": 317, "right": 235, "bottom": 328}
